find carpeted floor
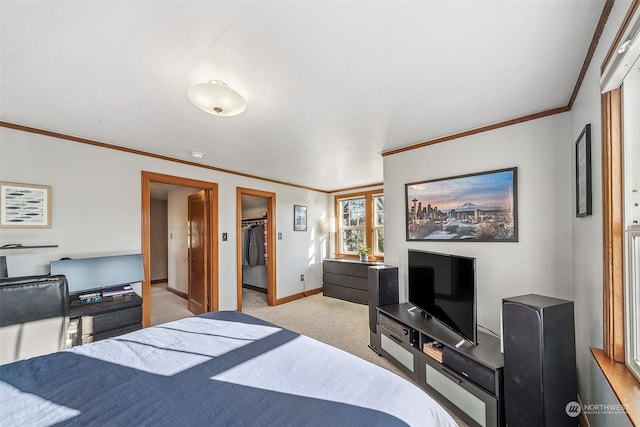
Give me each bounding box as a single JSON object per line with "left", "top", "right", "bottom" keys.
{"left": 241, "top": 288, "right": 412, "bottom": 378}
{"left": 150, "top": 282, "right": 192, "bottom": 326}
{"left": 150, "top": 285, "right": 467, "bottom": 426}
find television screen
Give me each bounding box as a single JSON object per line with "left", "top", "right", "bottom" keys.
{"left": 50, "top": 254, "right": 144, "bottom": 295}
{"left": 408, "top": 249, "right": 476, "bottom": 344}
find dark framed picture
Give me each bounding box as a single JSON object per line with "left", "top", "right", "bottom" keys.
{"left": 575, "top": 124, "right": 592, "bottom": 217}
{"left": 406, "top": 168, "right": 518, "bottom": 241}
{"left": 294, "top": 205, "right": 307, "bottom": 231}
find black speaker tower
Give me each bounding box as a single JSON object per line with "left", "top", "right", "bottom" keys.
{"left": 368, "top": 265, "right": 398, "bottom": 353}
{"left": 502, "top": 294, "right": 578, "bottom": 427}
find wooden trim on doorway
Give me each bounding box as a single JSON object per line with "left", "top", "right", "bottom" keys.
{"left": 141, "top": 171, "right": 219, "bottom": 327}
{"left": 236, "top": 187, "right": 276, "bottom": 311}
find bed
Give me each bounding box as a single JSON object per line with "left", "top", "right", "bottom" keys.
{"left": 0, "top": 311, "right": 457, "bottom": 426}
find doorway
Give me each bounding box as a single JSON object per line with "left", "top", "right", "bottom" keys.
{"left": 141, "top": 171, "right": 219, "bottom": 328}
{"left": 236, "top": 187, "right": 276, "bottom": 311}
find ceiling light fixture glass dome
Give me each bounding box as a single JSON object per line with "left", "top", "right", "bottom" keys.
{"left": 187, "top": 80, "right": 247, "bottom": 117}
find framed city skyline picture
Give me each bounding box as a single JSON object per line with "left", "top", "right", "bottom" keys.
{"left": 405, "top": 168, "right": 518, "bottom": 242}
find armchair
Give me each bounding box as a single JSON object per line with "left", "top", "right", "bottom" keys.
{"left": 0, "top": 274, "right": 70, "bottom": 364}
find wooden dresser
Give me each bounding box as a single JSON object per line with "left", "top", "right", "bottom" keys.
{"left": 323, "top": 258, "right": 384, "bottom": 304}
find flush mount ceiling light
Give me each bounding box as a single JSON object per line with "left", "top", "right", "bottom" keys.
{"left": 187, "top": 80, "right": 247, "bottom": 117}
{"left": 190, "top": 151, "right": 204, "bottom": 159}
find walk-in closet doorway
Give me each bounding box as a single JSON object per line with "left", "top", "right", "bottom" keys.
{"left": 236, "top": 187, "right": 276, "bottom": 311}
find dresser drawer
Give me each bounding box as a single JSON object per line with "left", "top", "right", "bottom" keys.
{"left": 323, "top": 272, "right": 368, "bottom": 290}
{"left": 425, "top": 364, "right": 488, "bottom": 427}
{"left": 323, "top": 260, "right": 370, "bottom": 277}
{"left": 381, "top": 331, "right": 417, "bottom": 374}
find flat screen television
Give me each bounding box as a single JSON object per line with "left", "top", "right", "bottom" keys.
{"left": 50, "top": 254, "right": 144, "bottom": 295}
{"left": 408, "top": 249, "right": 477, "bottom": 344}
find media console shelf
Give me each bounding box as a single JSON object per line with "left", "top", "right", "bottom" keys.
{"left": 376, "top": 304, "right": 504, "bottom": 427}
{"left": 69, "top": 293, "right": 142, "bottom": 345}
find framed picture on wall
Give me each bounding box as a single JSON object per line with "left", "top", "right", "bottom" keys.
{"left": 294, "top": 205, "right": 307, "bottom": 231}
{"left": 0, "top": 182, "right": 52, "bottom": 228}
{"left": 575, "top": 124, "right": 592, "bottom": 217}
{"left": 405, "top": 167, "right": 518, "bottom": 241}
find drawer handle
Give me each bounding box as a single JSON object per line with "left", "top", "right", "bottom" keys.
{"left": 388, "top": 334, "right": 403, "bottom": 344}
{"left": 440, "top": 367, "right": 462, "bottom": 385}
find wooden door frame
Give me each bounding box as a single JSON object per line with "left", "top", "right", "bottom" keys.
{"left": 141, "top": 171, "right": 219, "bottom": 327}
{"left": 236, "top": 187, "right": 276, "bottom": 310}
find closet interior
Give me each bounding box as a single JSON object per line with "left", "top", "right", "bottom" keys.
{"left": 241, "top": 195, "right": 268, "bottom": 293}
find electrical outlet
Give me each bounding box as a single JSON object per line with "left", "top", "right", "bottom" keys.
{"left": 300, "top": 274, "right": 304, "bottom": 282}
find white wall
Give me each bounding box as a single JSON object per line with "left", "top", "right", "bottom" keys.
{"left": 149, "top": 199, "right": 168, "bottom": 281}
{"left": 383, "top": 114, "right": 572, "bottom": 334}
{"left": 0, "top": 127, "right": 330, "bottom": 309}
{"left": 167, "top": 187, "right": 198, "bottom": 294}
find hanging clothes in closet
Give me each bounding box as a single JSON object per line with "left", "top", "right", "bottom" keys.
{"left": 242, "top": 218, "right": 268, "bottom": 290}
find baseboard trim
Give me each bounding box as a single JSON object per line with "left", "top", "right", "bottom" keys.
{"left": 167, "top": 286, "right": 187, "bottom": 300}
{"left": 243, "top": 284, "right": 267, "bottom": 294}
{"left": 274, "top": 287, "right": 323, "bottom": 305}
{"left": 577, "top": 394, "right": 590, "bottom": 427}
{"left": 303, "top": 287, "right": 323, "bottom": 297}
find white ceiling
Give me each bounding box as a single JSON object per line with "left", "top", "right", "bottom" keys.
{"left": 0, "top": 1, "right": 605, "bottom": 192}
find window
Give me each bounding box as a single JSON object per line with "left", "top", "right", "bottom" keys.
{"left": 335, "top": 190, "right": 384, "bottom": 258}
{"left": 373, "top": 194, "right": 384, "bottom": 256}
{"left": 627, "top": 229, "right": 640, "bottom": 380}
{"left": 623, "top": 59, "right": 640, "bottom": 380}
{"left": 601, "top": 1, "right": 640, "bottom": 384}
{"left": 338, "top": 197, "right": 366, "bottom": 253}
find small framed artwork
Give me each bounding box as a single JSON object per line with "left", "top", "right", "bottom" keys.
{"left": 575, "top": 124, "right": 592, "bottom": 217}
{"left": 0, "top": 182, "right": 52, "bottom": 228}
{"left": 406, "top": 167, "right": 517, "bottom": 241}
{"left": 293, "top": 205, "right": 307, "bottom": 231}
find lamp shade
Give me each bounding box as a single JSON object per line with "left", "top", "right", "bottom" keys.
{"left": 187, "top": 80, "right": 247, "bottom": 117}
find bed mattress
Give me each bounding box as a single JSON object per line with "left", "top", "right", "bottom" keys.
{"left": 0, "top": 311, "right": 456, "bottom": 426}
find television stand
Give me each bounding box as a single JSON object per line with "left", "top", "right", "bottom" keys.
{"left": 68, "top": 293, "right": 142, "bottom": 345}
{"left": 376, "top": 303, "right": 504, "bottom": 427}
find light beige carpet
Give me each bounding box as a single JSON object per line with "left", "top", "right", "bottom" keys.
{"left": 150, "top": 282, "right": 192, "bottom": 326}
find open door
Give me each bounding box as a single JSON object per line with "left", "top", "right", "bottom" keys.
{"left": 141, "top": 171, "right": 218, "bottom": 328}
{"left": 188, "top": 190, "right": 208, "bottom": 314}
